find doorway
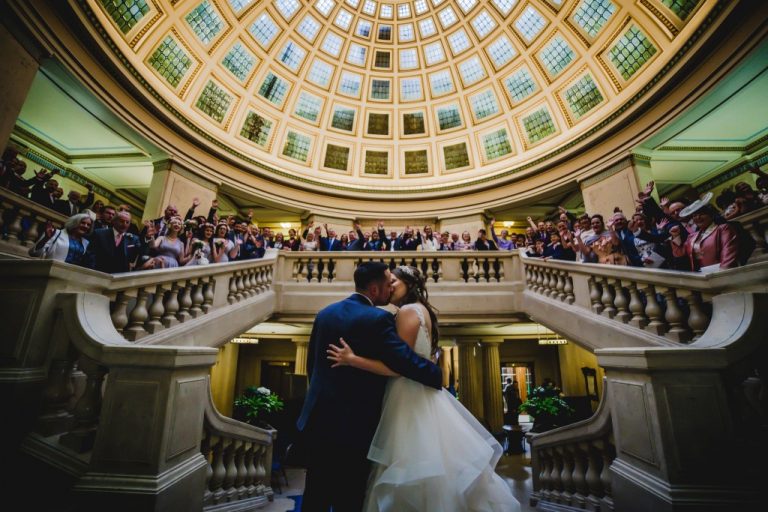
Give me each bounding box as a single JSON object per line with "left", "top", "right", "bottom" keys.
{"left": 260, "top": 360, "right": 295, "bottom": 400}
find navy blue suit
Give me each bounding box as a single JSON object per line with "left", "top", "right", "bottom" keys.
{"left": 84, "top": 227, "right": 142, "bottom": 274}
{"left": 298, "top": 293, "right": 442, "bottom": 512}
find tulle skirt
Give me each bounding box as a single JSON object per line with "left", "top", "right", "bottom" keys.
{"left": 364, "top": 378, "right": 520, "bottom": 512}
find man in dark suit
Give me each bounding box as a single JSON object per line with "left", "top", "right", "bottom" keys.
{"left": 53, "top": 185, "right": 94, "bottom": 217}
{"left": 83, "top": 211, "right": 143, "bottom": 274}
{"left": 297, "top": 262, "right": 442, "bottom": 512}
{"left": 319, "top": 223, "right": 344, "bottom": 251}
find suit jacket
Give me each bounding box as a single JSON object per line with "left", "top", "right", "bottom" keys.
{"left": 686, "top": 223, "right": 740, "bottom": 270}
{"left": 29, "top": 178, "right": 56, "bottom": 209}
{"left": 84, "top": 227, "right": 142, "bottom": 274}
{"left": 297, "top": 294, "right": 442, "bottom": 453}
{"left": 320, "top": 236, "right": 344, "bottom": 251}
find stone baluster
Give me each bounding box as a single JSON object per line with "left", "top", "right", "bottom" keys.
{"left": 210, "top": 436, "right": 226, "bottom": 504}
{"left": 254, "top": 445, "right": 267, "bottom": 495}
{"left": 540, "top": 269, "right": 550, "bottom": 295}
{"left": 37, "top": 350, "right": 77, "bottom": 435}
{"left": 162, "top": 283, "right": 180, "bottom": 327}
{"left": 596, "top": 438, "right": 614, "bottom": 511}
{"left": 588, "top": 277, "right": 603, "bottom": 314}
{"left": 244, "top": 442, "right": 257, "bottom": 497}
{"left": 110, "top": 291, "right": 130, "bottom": 333}
{"left": 496, "top": 258, "right": 504, "bottom": 281}
{"left": 254, "top": 269, "right": 263, "bottom": 294}
{"left": 564, "top": 275, "right": 575, "bottom": 304}
{"left": 291, "top": 259, "right": 300, "bottom": 281}
{"left": 459, "top": 257, "right": 470, "bottom": 282}
{"left": 201, "top": 431, "right": 214, "bottom": 506}
{"left": 435, "top": 258, "right": 443, "bottom": 283}
{"left": 59, "top": 356, "right": 107, "bottom": 453}
{"left": 239, "top": 272, "right": 251, "bottom": 298}
{"left": 548, "top": 447, "right": 563, "bottom": 503}
{"left": 535, "top": 267, "right": 545, "bottom": 293}
{"left": 612, "top": 280, "right": 631, "bottom": 323}
{"left": 569, "top": 444, "right": 588, "bottom": 508}
{"left": 524, "top": 266, "right": 532, "bottom": 286}
{"left": 25, "top": 214, "right": 40, "bottom": 247}
{"left": 557, "top": 445, "right": 574, "bottom": 505}
{"left": 640, "top": 284, "right": 667, "bottom": 335}
{"left": 582, "top": 440, "right": 604, "bottom": 508}
{"left": 202, "top": 278, "right": 215, "bottom": 313}
{"left": 145, "top": 285, "right": 166, "bottom": 334}
{"left": 537, "top": 448, "right": 551, "bottom": 502}
{"left": 299, "top": 259, "right": 310, "bottom": 282}
{"left": 5, "top": 208, "right": 22, "bottom": 241}
{"left": 228, "top": 276, "right": 238, "bottom": 304}
{"left": 662, "top": 288, "right": 692, "bottom": 343}
{"left": 235, "top": 272, "right": 245, "bottom": 301}
{"left": 234, "top": 440, "right": 248, "bottom": 499}
{"left": 548, "top": 270, "right": 559, "bottom": 298}
{"left": 600, "top": 278, "right": 616, "bottom": 318}
{"left": 626, "top": 282, "right": 648, "bottom": 329}
{"left": 478, "top": 258, "right": 488, "bottom": 283}
{"left": 321, "top": 258, "right": 330, "bottom": 282}
{"left": 223, "top": 438, "right": 238, "bottom": 501}
{"left": 556, "top": 271, "right": 566, "bottom": 301}
{"left": 177, "top": 281, "right": 193, "bottom": 322}
{"left": 683, "top": 290, "right": 710, "bottom": 339}
{"left": 124, "top": 288, "right": 149, "bottom": 341}
{"left": 190, "top": 280, "right": 205, "bottom": 317}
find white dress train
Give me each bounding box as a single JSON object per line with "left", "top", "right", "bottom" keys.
{"left": 363, "top": 304, "right": 520, "bottom": 512}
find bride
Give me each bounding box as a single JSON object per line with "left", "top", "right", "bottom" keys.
{"left": 328, "top": 266, "right": 520, "bottom": 512}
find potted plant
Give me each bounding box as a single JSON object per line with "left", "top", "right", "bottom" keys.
{"left": 234, "top": 386, "right": 285, "bottom": 429}
{"left": 519, "top": 382, "right": 574, "bottom": 432}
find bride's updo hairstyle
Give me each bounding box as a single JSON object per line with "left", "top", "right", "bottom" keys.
{"left": 392, "top": 266, "right": 439, "bottom": 356}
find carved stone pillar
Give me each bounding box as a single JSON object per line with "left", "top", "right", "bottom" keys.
{"left": 481, "top": 340, "right": 504, "bottom": 433}
{"left": 457, "top": 339, "right": 484, "bottom": 421}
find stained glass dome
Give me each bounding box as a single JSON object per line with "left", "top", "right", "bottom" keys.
{"left": 84, "top": 0, "right": 713, "bottom": 194}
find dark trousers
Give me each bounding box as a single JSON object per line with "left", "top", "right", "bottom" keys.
{"left": 303, "top": 439, "right": 370, "bottom": 511}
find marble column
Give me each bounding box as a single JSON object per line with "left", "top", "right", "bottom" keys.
{"left": 457, "top": 339, "right": 484, "bottom": 421}
{"left": 293, "top": 340, "right": 309, "bottom": 376}
{"left": 481, "top": 340, "right": 504, "bottom": 433}
{"left": 439, "top": 345, "right": 453, "bottom": 389}
{"left": 0, "top": 23, "right": 40, "bottom": 151}
{"left": 143, "top": 159, "right": 219, "bottom": 222}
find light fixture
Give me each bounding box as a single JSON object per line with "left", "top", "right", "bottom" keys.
{"left": 503, "top": 221, "right": 514, "bottom": 228}
{"left": 231, "top": 337, "right": 259, "bottom": 344}
{"left": 536, "top": 324, "right": 567, "bottom": 345}
{"left": 280, "top": 222, "right": 291, "bottom": 229}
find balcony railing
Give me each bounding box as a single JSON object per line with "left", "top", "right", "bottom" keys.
{"left": 0, "top": 188, "right": 68, "bottom": 257}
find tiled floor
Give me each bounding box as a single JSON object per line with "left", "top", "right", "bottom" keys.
{"left": 263, "top": 422, "right": 536, "bottom": 512}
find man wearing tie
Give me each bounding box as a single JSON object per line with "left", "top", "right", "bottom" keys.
{"left": 320, "top": 224, "right": 344, "bottom": 251}
{"left": 84, "top": 211, "right": 143, "bottom": 274}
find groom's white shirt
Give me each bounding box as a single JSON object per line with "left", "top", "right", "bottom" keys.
{"left": 354, "top": 292, "right": 374, "bottom": 306}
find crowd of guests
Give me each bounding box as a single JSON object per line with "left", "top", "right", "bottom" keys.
{"left": 4, "top": 147, "right": 765, "bottom": 274}
{"left": 520, "top": 179, "right": 763, "bottom": 272}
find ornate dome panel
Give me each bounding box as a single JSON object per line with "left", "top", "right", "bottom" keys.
{"left": 84, "top": 0, "right": 716, "bottom": 193}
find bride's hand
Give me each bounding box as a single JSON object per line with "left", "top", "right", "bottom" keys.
{"left": 327, "top": 337, "right": 356, "bottom": 367}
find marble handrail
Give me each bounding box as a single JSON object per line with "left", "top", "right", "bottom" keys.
{"left": 201, "top": 376, "right": 274, "bottom": 508}
{"left": 527, "top": 379, "right": 614, "bottom": 511}
{"left": 521, "top": 257, "right": 768, "bottom": 345}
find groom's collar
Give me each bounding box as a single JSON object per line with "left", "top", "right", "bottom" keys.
{"left": 351, "top": 292, "right": 374, "bottom": 306}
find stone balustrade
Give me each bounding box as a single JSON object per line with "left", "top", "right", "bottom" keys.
{"left": 733, "top": 204, "right": 768, "bottom": 264}
{"left": 528, "top": 380, "right": 615, "bottom": 512}
{"left": 522, "top": 256, "right": 768, "bottom": 348}
{"left": 201, "top": 377, "right": 274, "bottom": 510}
{"left": 0, "top": 187, "right": 68, "bottom": 257}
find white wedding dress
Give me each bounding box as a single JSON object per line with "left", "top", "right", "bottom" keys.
{"left": 363, "top": 304, "right": 520, "bottom": 512}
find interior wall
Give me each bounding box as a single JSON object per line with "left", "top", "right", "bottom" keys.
{"left": 209, "top": 342, "right": 239, "bottom": 417}
{"left": 581, "top": 162, "right": 641, "bottom": 219}
{"left": 557, "top": 341, "right": 605, "bottom": 400}
{"left": 143, "top": 161, "right": 218, "bottom": 222}
{"left": 0, "top": 24, "right": 38, "bottom": 151}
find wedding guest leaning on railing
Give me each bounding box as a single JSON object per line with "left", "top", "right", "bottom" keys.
{"left": 609, "top": 211, "right": 643, "bottom": 267}
{"left": 544, "top": 226, "right": 576, "bottom": 261}
{"left": 83, "top": 211, "right": 145, "bottom": 273}
{"left": 28, "top": 167, "right": 59, "bottom": 209}
{"left": 572, "top": 214, "right": 626, "bottom": 265}
{"left": 438, "top": 231, "right": 452, "bottom": 251}
{"left": 300, "top": 231, "right": 319, "bottom": 251}
{"left": 683, "top": 201, "right": 742, "bottom": 271}
{"left": 489, "top": 217, "right": 516, "bottom": 250}
{"left": 238, "top": 224, "right": 265, "bottom": 259}
{"left": 473, "top": 229, "right": 498, "bottom": 250}
{"left": 186, "top": 222, "right": 215, "bottom": 266}
{"left": 212, "top": 223, "right": 239, "bottom": 262}
{"left": 145, "top": 216, "right": 191, "bottom": 268}
{"left": 454, "top": 231, "right": 473, "bottom": 251}
{"left": 28, "top": 212, "right": 92, "bottom": 265}
{"left": 628, "top": 212, "right": 667, "bottom": 268}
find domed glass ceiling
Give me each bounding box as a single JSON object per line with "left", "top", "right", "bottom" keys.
{"left": 85, "top": 0, "right": 712, "bottom": 192}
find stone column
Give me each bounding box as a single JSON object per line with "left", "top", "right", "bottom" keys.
{"left": 580, "top": 158, "right": 641, "bottom": 219}
{"left": 439, "top": 344, "right": 454, "bottom": 389}
{"left": 293, "top": 339, "right": 309, "bottom": 376}
{"left": 143, "top": 159, "right": 219, "bottom": 222}
{"left": 457, "top": 339, "right": 484, "bottom": 421}
{"left": 481, "top": 340, "right": 504, "bottom": 433}
{"left": 0, "top": 23, "right": 40, "bottom": 151}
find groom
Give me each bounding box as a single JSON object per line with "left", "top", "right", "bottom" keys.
{"left": 297, "top": 261, "right": 442, "bottom": 511}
